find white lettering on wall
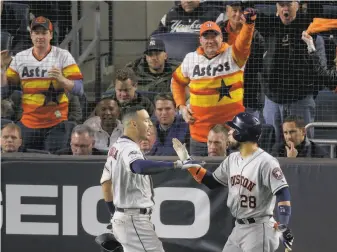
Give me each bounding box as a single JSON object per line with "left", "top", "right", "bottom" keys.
{"left": 3, "top": 185, "right": 211, "bottom": 238}
{"left": 6, "top": 185, "right": 58, "bottom": 235}
{"left": 152, "top": 187, "right": 210, "bottom": 239}
{"left": 62, "top": 186, "right": 78, "bottom": 235}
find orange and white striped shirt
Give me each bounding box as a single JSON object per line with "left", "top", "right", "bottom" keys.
{"left": 6, "top": 46, "right": 82, "bottom": 128}
{"left": 172, "top": 23, "right": 254, "bottom": 142}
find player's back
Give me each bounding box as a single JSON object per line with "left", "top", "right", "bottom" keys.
{"left": 226, "top": 148, "right": 288, "bottom": 219}
{"left": 109, "top": 137, "right": 154, "bottom": 209}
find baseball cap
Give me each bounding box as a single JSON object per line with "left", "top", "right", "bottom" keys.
{"left": 226, "top": 1, "right": 244, "bottom": 7}
{"left": 31, "top": 16, "right": 53, "bottom": 31}
{"left": 200, "top": 21, "right": 221, "bottom": 36}
{"left": 144, "top": 38, "right": 166, "bottom": 54}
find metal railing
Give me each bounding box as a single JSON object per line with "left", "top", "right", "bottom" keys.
{"left": 59, "top": 1, "right": 113, "bottom": 103}
{"left": 305, "top": 122, "right": 337, "bottom": 159}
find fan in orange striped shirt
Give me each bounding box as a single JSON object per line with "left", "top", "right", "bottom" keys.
{"left": 172, "top": 10, "right": 256, "bottom": 156}
{"left": 1, "top": 16, "right": 83, "bottom": 152}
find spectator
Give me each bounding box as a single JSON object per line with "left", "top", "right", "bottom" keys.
{"left": 147, "top": 93, "right": 189, "bottom": 156}
{"left": 1, "top": 123, "right": 22, "bottom": 153}
{"left": 1, "top": 16, "right": 83, "bottom": 152}
{"left": 256, "top": 1, "right": 327, "bottom": 142}
{"left": 84, "top": 98, "right": 123, "bottom": 151}
{"left": 124, "top": 38, "right": 180, "bottom": 97}
{"left": 102, "top": 68, "right": 154, "bottom": 118}
{"left": 172, "top": 14, "right": 257, "bottom": 156}
{"left": 207, "top": 124, "right": 229, "bottom": 157}
{"left": 217, "top": 1, "right": 265, "bottom": 119}
{"left": 302, "top": 19, "right": 337, "bottom": 91}
{"left": 139, "top": 123, "right": 157, "bottom": 155}
{"left": 271, "top": 115, "right": 329, "bottom": 158}
{"left": 152, "top": 0, "right": 221, "bottom": 34}
{"left": 54, "top": 124, "right": 105, "bottom": 155}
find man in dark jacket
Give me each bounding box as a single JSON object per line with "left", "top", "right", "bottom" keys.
{"left": 147, "top": 93, "right": 189, "bottom": 156}
{"left": 302, "top": 30, "right": 337, "bottom": 91}
{"left": 256, "top": 1, "right": 327, "bottom": 141}
{"left": 54, "top": 124, "right": 106, "bottom": 155}
{"left": 218, "top": 1, "right": 265, "bottom": 119}
{"left": 271, "top": 115, "right": 329, "bottom": 158}
{"left": 102, "top": 68, "right": 154, "bottom": 118}
{"left": 125, "top": 38, "right": 180, "bottom": 97}
{"left": 152, "top": 0, "right": 221, "bottom": 34}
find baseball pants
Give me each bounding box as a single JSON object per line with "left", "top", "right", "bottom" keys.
{"left": 112, "top": 211, "right": 165, "bottom": 252}
{"left": 222, "top": 217, "right": 280, "bottom": 252}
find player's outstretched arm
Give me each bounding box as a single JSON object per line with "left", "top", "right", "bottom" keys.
{"left": 275, "top": 187, "right": 294, "bottom": 251}
{"left": 172, "top": 138, "right": 224, "bottom": 189}
{"left": 130, "top": 158, "right": 203, "bottom": 175}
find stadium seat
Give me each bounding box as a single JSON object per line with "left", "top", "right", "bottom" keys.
{"left": 3, "top": 3, "right": 30, "bottom": 33}
{"left": 1, "top": 31, "right": 13, "bottom": 51}
{"left": 322, "top": 3, "right": 337, "bottom": 18}
{"left": 56, "top": 121, "right": 78, "bottom": 152}
{"left": 258, "top": 124, "right": 276, "bottom": 154}
{"left": 1, "top": 119, "right": 14, "bottom": 129}
{"left": 314, "top": 89, "right": 337, "bottom": 140}
{"left": 150, "top": 33, "right": 199, "bottom": 61}
{"left": 254, "top": 4, "right": 277, "bottom": 16}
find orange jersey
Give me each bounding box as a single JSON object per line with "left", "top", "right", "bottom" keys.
{"left": 6, "top": 46, "right": 83, "bottom": 128}
{"left": 172, "top": 23, "right": 254, "bottom": 142}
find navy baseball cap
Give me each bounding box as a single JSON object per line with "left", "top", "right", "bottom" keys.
{"left": 144, "top": 38, "right": 166, "bottom": 54}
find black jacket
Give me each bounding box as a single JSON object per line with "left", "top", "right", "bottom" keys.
{"left": 271, "top": 137, "right": 329, "bottom": 158}
{"left": 54, "top": 147, "right": 106, "bottom": 155}
{"left": 125, "top": 57, "right": 180, "bottom": 95}
{"left": 102, "top": 91, "right": 154, "bottom": 119}
{"left": 308, "top": 51, "right": 337, "bottom": 91}
{"left": 152, "top": 3, "right": 221, "bottom": 34}
{"left": 218, "top": 20, "right": 266, "bottom": 109}
{"left": 256, "top": 14, "right": 327, "bottom": 104}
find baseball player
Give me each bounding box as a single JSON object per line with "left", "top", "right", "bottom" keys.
{"left": 173, "top": 112, "right": 294, "bottom": 252}
{"left": 100, "top": 105, "right": 202, "bottom": 252}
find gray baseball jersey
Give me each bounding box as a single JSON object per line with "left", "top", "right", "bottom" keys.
{"left": 213, "top": 148, "right": 288, "bottom": 219}
{"left": 100, "top": 137, "right": 154, "bottom": 209}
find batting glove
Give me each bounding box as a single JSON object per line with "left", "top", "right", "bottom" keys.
{"left": 172, "top": 138, "right": 191, "bottom": 161}
{"left": 175, "top": 158, "right": 205, "bottom": 170}
{"left": 278, "top": 224, "right": 294, "bottom": 251}
{"left": 243, "top": 8, "right": 257, "bottom": 24}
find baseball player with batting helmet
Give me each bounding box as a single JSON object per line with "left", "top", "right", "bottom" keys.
{"left": 173, "top": 112, "right": 294, "bottom": 252}
{"left": 100, "top": 105, "right": 203, "bottom": 252}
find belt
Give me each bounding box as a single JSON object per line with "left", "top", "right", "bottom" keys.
{"left": 116, "top": 207, "right": 152, "bottom": 215}
{"left": 236, "top": 216, "right": 273, "bottom": 225}
{"left": 236, "top": 218, "right": 256, "bottom": 224}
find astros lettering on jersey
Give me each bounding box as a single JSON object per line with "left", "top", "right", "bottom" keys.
{"left": 6, "top": 46, "right": 82, "bottom": 128}
{"left": 172, "top": 23, "right": 254, "bottom": 143}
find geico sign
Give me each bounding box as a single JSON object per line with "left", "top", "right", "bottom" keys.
{"left": 1, "top": 185, "right": 210, "bottom": 238}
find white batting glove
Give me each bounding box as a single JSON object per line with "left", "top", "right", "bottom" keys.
{"left": 175, "top": 159, "right": 204, "bottom": 170}
{"left": 302, "top": 31, "right": 316, "bottom": 53}
{"left": 172, "top": 138, "right": 190, "bottom": 161}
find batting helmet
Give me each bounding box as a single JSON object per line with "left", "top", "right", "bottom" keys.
{"left": 95, "top": 233, "right": 123, "bottom": 252}
{"left": 226, "top": 112, "right": 262, "bottom": 143}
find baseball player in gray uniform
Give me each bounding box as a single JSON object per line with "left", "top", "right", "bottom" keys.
{"left": 100, "top": 105, "right": 202, "bottom": 252}
{"left": 173, "top": 112, "right": 294, "bottom": 252}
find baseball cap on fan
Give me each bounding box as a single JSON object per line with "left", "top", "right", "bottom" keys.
{"left": 31, "top": 16, "right": 53, "bottom": 31}
{"left": 226, "top": 1, "right": 244, "bottom": 7}
{"left": 144, "top": 38, "right": 166, "bottom": 55}
{"left": 200, "top": 21, "right": 221, "bottom": 36}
